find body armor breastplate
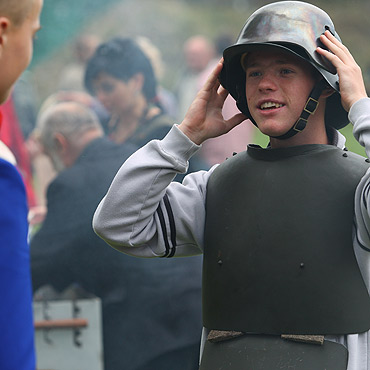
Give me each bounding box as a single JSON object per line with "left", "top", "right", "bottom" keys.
{"left": 203, "top": 144, "right": 370, "bottom": 335}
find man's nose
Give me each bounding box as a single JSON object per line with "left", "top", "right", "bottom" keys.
{"left": 258, "top": 73, "right": 277, "bottom": 91}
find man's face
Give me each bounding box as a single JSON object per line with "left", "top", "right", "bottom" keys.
{"left": 0, "top": 0, "right": 43, "bottom": 103}
{"left": 44, "top": 146, "right": 65, "bottom": 173}
{"left": 244, "top": 48, "right": 317, "bottom": 138}
{"left": 184, "top": 39, "right": 214, "bottom": 73}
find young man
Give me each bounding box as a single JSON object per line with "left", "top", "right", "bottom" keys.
{"left": 0, "top": 0, "right": 43, "bottom": 369}
{"left": 93, "top": 2, "right": 370, "bottom": 369}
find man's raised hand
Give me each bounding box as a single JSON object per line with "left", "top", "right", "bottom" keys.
{"left": 179, "top": 59, "right": 247, "bottom": 145}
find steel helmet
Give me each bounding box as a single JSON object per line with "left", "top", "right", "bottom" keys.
{"left": 219, "top": 1, "right": 348, "bottom": 138}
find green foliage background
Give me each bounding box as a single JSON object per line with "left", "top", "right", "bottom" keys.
{"left": 31, "top": 0, "right": 370, "bottom": 155}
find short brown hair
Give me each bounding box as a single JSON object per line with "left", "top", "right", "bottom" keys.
{"left": 0, "top": 0, "right": 34, "bottom": 27}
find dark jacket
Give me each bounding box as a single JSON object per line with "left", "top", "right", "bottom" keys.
{"left": 31, "top": 137, "right": 203, "bottom": 370}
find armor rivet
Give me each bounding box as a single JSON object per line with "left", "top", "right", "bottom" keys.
{"left": 300, "top": 263, "right": 305, "bottom": 268}
{"left": 218, "top": 260, "right": 223, "bottom": 266}
{"left": 343, "top": 153, "right": 348, "bottom": 158}
{"left": 366, "top": 158, "right": 370, "bottom": 163}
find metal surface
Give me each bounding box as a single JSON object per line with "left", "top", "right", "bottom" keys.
{"left": 33, "top": 298, "right": 104, "bottom": 370}
{"left": 203, "top": 145, "right": 370, "bottom": 335}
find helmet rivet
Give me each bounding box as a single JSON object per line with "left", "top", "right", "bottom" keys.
{"left": 300, "top": 263, "right": 305, "bottom": 268}
{"left": 218, "top": 260, "right": 223, "bottom": 266}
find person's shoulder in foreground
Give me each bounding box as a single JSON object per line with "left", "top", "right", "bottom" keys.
{"left": 0, "top": 0, "right": 43, "bottom": 368}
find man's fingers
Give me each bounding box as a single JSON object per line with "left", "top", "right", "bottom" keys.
{"left": 317, "top": 31, "right": 367, "bottom": 111}
{"left": 203, "top": 60, "right": 223, "bottom": 92}
{"left": 218, "top": 85, "right": 229, "bottom": 101}
{"left": 319, "top": 31, "right": 354, "bottom": 64}
{"left": 225, "top": 113, "right": 248, "bottom": 132}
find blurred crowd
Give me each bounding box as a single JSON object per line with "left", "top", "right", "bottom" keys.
{"left": 3, "top": 30, "right": 256, "bottom": 370}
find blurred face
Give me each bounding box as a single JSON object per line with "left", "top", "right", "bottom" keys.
{"left": 184, "top": 38, "right": 214, "bottom": 73}
{"left": 0, "top": 0, "right": 43, "bottom": 103}
{"left": 92, "top": 73, "right": 138, "bottom": 117}
{"left": 244, "top": 48, "right": 317, "bottom": 138}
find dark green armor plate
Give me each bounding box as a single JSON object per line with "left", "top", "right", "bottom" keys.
{"left": 203, "top": 144, "right": 370, "bottom": 335}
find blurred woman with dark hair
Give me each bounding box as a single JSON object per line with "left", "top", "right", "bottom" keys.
{"left": 85, "top": 37, "right": 174, "bottom": 147}
{"left": 85, "top": 37, "right": 208, "bottom": 176}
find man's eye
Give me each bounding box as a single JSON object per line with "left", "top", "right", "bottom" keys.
{"left": 281, "top": 69, "right": 293, "bottom": 75}
{"left": 248, "top": 71, "right": 261, "bottom": 77}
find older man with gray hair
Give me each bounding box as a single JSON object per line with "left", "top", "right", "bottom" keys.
{"left": 31, "top": 101, "right": 138, "bottom": 369}
{"left": 31, "top": 100, "right": 204, "bottom": 370}
{"left": 36, "top": 100, "right": 105, "bottom": 172}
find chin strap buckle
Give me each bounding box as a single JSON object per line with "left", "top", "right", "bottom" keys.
{"left": 293, "top": 97, "right": 320, "bottom": 133}
{"left": 275, "top": 79, "right": 327, "bottom": 140}
{"left": 304, "top": 97, "right": 320, "bottom": 115}
{"left": 293, "top": 117, "right": 308, "bottom": 132}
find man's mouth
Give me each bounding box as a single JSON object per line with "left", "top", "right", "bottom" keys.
{"left": 260, "top": 102, "right": 284, "bottom": 110}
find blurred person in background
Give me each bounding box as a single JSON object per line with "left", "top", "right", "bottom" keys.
{"left": 175, "top": 35, "right": 215, "bottom": 121}
{"left": 30, "top": 101, "right": 139, "bottom": 370}
{"left": 0, "top": 0, "right": 43, "bottom": 368}
{"left": 58, "top": 33, "right": 101, "bottom": 92}
{"left": 84, "top": 37, "right": 175, "bottom": 147}
{"left": 13, "top": 72, "right": 38, "bottom": 139}
{"left": 0, "top": 90, "right": 37, "bottom": 207}
{"left": 27, "top": 89, "right": 110, "bottom": 229}
{"left": 84, "top": 36, "right": 208, "bottom": 180}
{"left": 56, "top": 33, "right": 109, "bottom": 131}
{"left": 0, "top": 70, "right": 39, "bottom": 210}
{"left": 30, "top": 100, "right": 203, "bottom": 370}
{"left": 136, "top": 36, "right": 178, "bottom": 119}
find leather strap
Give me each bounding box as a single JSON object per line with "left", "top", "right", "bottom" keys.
{"left": 271, "top": 79, "right": 327, "bottom": 140}
{"left": 200, "top": 334, "right": 348, "bottom": 370}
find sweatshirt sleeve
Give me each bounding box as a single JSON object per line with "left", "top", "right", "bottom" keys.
{"left": 350, "top": 98, "right": 370, "bottom": 253}
{"left": 351, "top": 98, "right": 370, "bottom": 159}
{"left": 93, "top": 125, "right": 216, "bottom": 257}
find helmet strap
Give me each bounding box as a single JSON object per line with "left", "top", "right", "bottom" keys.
{"left": 271, "top": 79, "right": 327, "bottom": 140}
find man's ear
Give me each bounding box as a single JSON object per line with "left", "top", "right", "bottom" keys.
{"left": 317, "top": 78, "right": 335, "bottom": 99}
{"left": 53, "top": 132, "right": 68, "bottom": 154}
{"left": 321, "top": 86, "right": 335, "bottom": 99}
{"left": 0, "top": 17, "right": 10, "bottom": 49}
